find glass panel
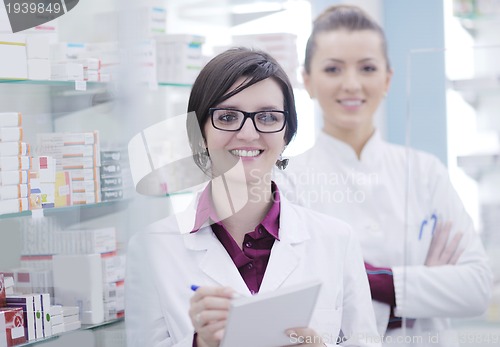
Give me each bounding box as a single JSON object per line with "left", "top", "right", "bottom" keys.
{"left": 1, "top": 1, "right": 312, "bottom": 346}
{"left": 0, "top": 0, "right": 146, "bottom": 346}
{"left": 407, "top": 44, "right": 500, "bottom": 345}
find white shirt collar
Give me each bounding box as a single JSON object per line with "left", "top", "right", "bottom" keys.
{"left": 317, "top": 129, "right": 384, "bottom": 166}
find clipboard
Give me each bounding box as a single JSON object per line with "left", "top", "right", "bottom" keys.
{"left": 220, "top": 280, "right": 322, "bottom": 347}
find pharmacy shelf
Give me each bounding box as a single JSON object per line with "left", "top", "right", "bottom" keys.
{"left": 0, "top": 79, "right": 108, "bottom": 90}
{"left": 17, "top": 317, "right": 124, "bottom": 347}
{"left": 449, "top": 76, "right": 500, "bottom": 92}
{"left": 0, "top": 79, "right": 192, "bottom": 89}
{"left": 457, "top": 153, "right": 500, "bottom": 180}
{"left": 0, "top": 200, "right": 129, "bottom": 221}
{"left": 448, "top": 76, "right": 500, "bottom": 105}
{"left": 0, "top": 79, "right": 106, "bottom": 87}
{"left": 158, "top": 82, "right": 192, "bottom": 88}
{"left": 454, "top": 15, "right": 500, "bottom": 36}
{"left": 174, "top": 0, "right": 286, "bottom": 26}
{"left": 82, "top": 317, "right": 125, "bottom": 331}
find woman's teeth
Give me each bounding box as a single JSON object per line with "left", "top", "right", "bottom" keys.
{"left": 340, "top": 100, "right": 362, "bottom": 106}
{"left": 230, "top": 149, "right": 261, "bottom": 157}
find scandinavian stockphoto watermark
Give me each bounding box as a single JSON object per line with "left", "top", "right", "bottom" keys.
{"left": 288, "top": 332, "right": 437, "bottom": 345}
{"left": 250, "top": 168, "right": 380, "bottom": 205}
{"left": 288, "top": 331, "right": 500, "bottom": 345}
{"left": 282, "top": 167, "right": 380, "bottom": 204}
{"left": 3, "top": 0, "right": 79, "bottom": 33}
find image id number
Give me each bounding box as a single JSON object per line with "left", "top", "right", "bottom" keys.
{"left": 458, "top": 331, "right": 500, "bottom": 345}
{"left": 6, "top": 1, "right": 62, "bottom": 14}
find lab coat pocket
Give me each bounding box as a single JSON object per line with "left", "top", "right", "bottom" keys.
{"left": 309, "top": 308, "right": 342, "bottom": 345}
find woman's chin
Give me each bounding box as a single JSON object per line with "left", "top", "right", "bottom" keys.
{"left": 211, "top": 160, "right": 272, "bottom": 186}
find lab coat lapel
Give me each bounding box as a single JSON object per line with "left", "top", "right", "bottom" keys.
{"left": 181, "top": 193, "right": 308, "bottom": 295}
{"left": 259, "top": 240, "right": 300, "bottom": 292}
{"left": 178, "top": 182, "right": 250, "bottom": 294}
{"left": 259, "top": 198, "right": 308, "bottom": 292}
{"left": 184, "top": 226, "right": 251, "bottom": 296}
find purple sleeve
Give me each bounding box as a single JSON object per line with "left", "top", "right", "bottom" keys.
{"left": 364, "top": 262, "right": 396, "bottom": 306}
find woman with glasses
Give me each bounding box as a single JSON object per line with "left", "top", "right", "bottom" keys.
{"left": 126, "top": 47, "right": 380, "bottom": 347}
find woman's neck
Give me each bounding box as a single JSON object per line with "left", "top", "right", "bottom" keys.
{"left": 324, "top": 125, "right": 375, "bottom": 159}
{"left": 210, "top": 177, "right": 273, "bottom": 247}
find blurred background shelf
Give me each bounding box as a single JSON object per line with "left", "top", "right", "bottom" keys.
{"left": 16, "top": 318, "right": 125, "bottom": 347}
{"left": 457, "top": 153, "right": 500, "bottom": 180}
{"left": 0, "top": 200, "right": 130, "bottom": 221}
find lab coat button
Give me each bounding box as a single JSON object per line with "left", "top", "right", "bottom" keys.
{"left": 245, "top": 241, "right": 253, "bottom": 248}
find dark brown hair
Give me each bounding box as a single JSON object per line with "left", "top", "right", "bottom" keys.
{"left": 187, "top": 47, "right": 298, "bottom": 173}
{"left": 304, "top": 4, "right": 391, "bottom": 73}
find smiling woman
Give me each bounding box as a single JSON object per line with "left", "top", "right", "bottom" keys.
{"left": 125, "top": 47, "right": 380, "bottom": 347}
{"left": 186, "top": 48, "right": 297, "bottom": 175}
{"left": 302, "top": 27, "right": 391, "bottom": 154}
{"left": 202, "top": 78, "right": 287, "bottom": 182}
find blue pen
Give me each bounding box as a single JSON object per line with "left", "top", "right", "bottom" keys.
{"left": 190, "top": 285, "right": 244, "bottom": 298}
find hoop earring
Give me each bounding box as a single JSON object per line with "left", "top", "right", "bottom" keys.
{"left": 275, "top": 154, "right": 289, "bottom": 170}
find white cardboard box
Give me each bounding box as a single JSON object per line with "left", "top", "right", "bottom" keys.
{"left": 26, "top": 35, "right": 50, "bottom": 59}
{"left": 50, "top": 315, "right": 63, "bottom": 327}
{"left": 156, "top": 34, "right": 205, "bottom": 85}
{"left": 0, "top": 197, "right": 29, "bottom": 214}
{"left": 0, "top": 127, "right": 22, "bottom": 142}
{"left": 0, "top": 142, "right": 29, "bottom": 156}
{"left": 0, "top": 36, "right": 27, "bottom": 79}
{"left": 0, "top": 156, "right": 30, "bottom": 171}
{"left": 52, "top": 254, "right": 104, "bottom": 324}
{"left": 33, "top": 294, "right": 43, "bottom": 339}
{"left": 28, "top": 59, "right": 51, "bottom": 80}
{"left": 38, "top": 132, "right": 98, "bottom": 146}
{"left": 0, "top": 171, "right": 29, "bottom": 185}
{"left": 51, "top": 322, "right": 64, "bottom": 335}
{"left": 39, "top": 293, "right": 52, "bottom": 337}
{"left": 0, "top": 184, "right": 29, "bottom": 200}
{"left": 0, "top": 113, "right": 22, "bottom": 127}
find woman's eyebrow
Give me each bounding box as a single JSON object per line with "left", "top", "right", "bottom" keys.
{"left": 358, "top": 57, "right": 378, "bottom": 63}
{"left": 324, "top": 58, "right": 344, "bottom": 64}
{"left": 216, "top": 104, "right": 283, "bottom": 110}
{"left": 323, "top": 57, "right": 379, "bottom": 64}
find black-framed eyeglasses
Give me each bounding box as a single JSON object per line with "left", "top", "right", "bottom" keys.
{"left": 209, "top": 108, "right": 288, "bottom": 133}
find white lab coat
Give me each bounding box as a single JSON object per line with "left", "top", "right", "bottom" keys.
{"left": 275, "top": 130, "right": 493, "bottom": 346}
{"left": 125, "top": 190, "right": 381, "bottom": 347}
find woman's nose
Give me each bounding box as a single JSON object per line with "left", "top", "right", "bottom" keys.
{"left": 236, "top": 118, "right": 260, "bottom": 140}
{"left": 342, "top": 70, "right": 362, "bottom": 92}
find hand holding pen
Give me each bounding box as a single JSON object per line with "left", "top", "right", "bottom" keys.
{"left": 191, "top": 285, "right": 243, "bottom": 298}
{"left": 189, "top": 285, "right": 238, "bottom": 347}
